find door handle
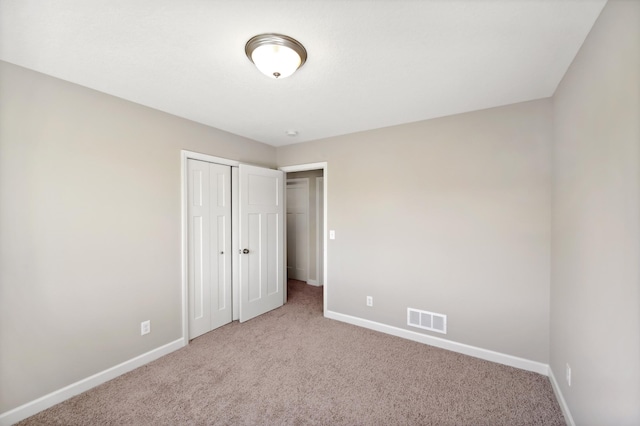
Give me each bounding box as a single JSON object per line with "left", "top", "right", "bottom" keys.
{"left": 242, "top": 248, "right": 250, "bottom": 254}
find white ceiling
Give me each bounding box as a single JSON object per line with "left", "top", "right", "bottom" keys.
{"left": 0, "top": 0, "right": 606, "bottom": 147}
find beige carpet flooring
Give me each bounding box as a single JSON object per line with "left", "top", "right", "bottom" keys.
{"left": 18, "top": 280, "right": 565, "bottom": 425}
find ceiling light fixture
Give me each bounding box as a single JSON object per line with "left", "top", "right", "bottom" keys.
{"left": 245, "top": 33, "right": 307, "bottom": 79}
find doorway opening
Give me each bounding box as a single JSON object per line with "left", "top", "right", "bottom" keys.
{"left": 280, "top": 163, "right": 328, "bottom": 316}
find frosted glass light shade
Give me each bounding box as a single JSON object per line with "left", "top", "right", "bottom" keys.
{"left": 245, "top": 34, "right": 307, "bottom": 79}
{"left": 250, "top": 44, "right": 300, "bottom": 79}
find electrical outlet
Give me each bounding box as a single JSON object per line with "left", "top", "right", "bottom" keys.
{"left": 566, "top": 363, "right": 571, "bottom": 386}
{"left": 141, "top": 320, "right": 151, "bottom": 336}
{"left": 329, "top": 230, "right": 336, "bottom": 240}
{"left": 366, "top": 296, "right": 373, "bottom": 307}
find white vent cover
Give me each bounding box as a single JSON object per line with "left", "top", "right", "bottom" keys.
{"left": 407, "top": 308, "right": 447, "bottom": 334}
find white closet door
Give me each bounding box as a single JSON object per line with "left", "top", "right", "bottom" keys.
{"left": 286, "top": 179, "right": 309, "bottom": 281}
{"left": 188, "top": 159, "right": 232, "bottom": 339}
{"left": 239, "top": 164, "right": 284, "bottom": 322}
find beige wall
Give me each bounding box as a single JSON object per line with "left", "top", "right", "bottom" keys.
{"left": 278, "top": 99, "right": 553, "bottom": 363}
{"left": 551, "top": 1, "right": 640, "bottom": 424}
{"left": 0, "top": 61, "right": 276, "bottom": 413}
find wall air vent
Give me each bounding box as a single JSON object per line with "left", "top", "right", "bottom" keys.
{"left": 407, "top": 308, "right": 447, "bottom": 334}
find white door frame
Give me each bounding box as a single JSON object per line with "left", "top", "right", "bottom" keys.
{"left": 181, "top": 150, "right": 240, "bottom": 346}
{"left": 315, "top": 176, "right": 324, "bottom": 286}
{"left": 279, "top": 162, "right": 328, "bottom": 317}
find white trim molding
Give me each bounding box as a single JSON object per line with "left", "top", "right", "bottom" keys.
{"left": 0, "top": 339, "right": 184, "bottom": 426}
{"left": 315, "top": 176, "right": 324, "bottom": 287}
{"left": 549, "top": 367, "right": 576, "bottom": 426}
{"left": 180, "top": 150, "right": 240, "bottom": 167}
{"left": 325, "top": 310, "right": 549, "bottom": 375}
{"left": 279, "top": 162, "right": 326, "bottom": 173}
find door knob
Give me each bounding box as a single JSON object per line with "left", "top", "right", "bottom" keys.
{"left": 242, "top": 248, "right": 250, "bottom": 254}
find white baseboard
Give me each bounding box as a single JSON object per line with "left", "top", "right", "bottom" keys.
{"left": 549, "top": 366, "right": 575, "bottom": 426}
{"left": 306, "top": 279, "right": 319, "bottom": 286}
{"left": 325, "top": 310, "right": 549, "bottom": 375}
{"left": 0, "top": 338, "right": 185, "bottom": 426}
